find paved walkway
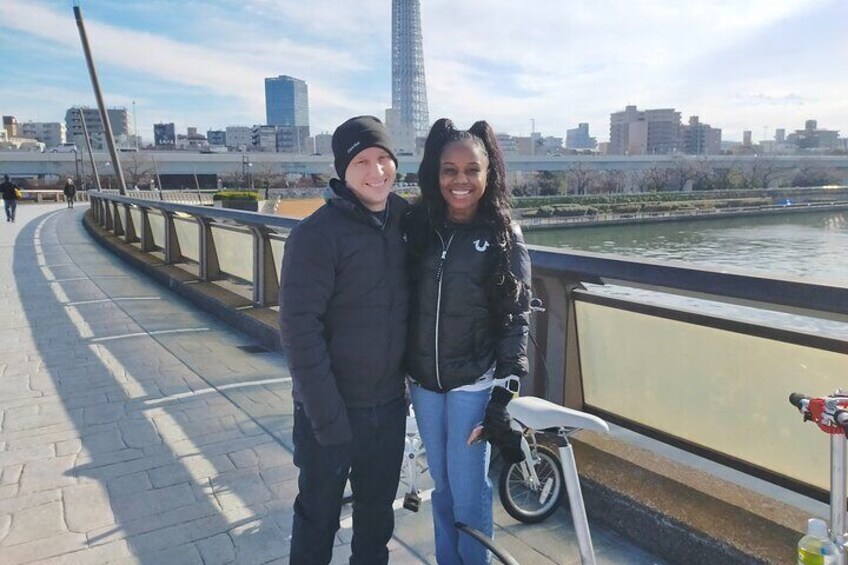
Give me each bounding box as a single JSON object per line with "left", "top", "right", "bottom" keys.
{"left": 0, "top": 203, "right": 667, "bottom": 564}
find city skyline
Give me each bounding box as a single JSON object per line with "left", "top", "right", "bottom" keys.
{"left": 1, "top": 0, "right": 846, "bottom": 144}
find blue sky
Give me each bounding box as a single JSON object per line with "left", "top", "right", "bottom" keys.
{"left": 1, "top": 0, "right": 846, "bottom": 144}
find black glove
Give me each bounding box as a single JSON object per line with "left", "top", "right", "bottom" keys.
{"left": 482, "top": 386, "right": 513, "bottom": 439}
{"left": 483, "top": 386, "right": 525, "bottom": 464}
{"left": 494, "top": 429, "right": 525, "bottom": 465}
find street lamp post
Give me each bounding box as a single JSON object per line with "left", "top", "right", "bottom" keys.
{"left": 72, "top": 148, "right": 81, "bottom": 188}
{"left": 241, "top": 154, "right": 248, "bottom": 189}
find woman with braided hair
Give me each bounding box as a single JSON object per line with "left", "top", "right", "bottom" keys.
{"left": 403, "top": 118, "right": 532, "bottom": 564}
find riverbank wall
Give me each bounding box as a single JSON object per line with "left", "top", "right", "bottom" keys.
{"left": 519, "top": 201, "right": 848, "bottom": 231}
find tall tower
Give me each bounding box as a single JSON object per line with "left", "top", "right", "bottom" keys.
{"left": 391, "top": 0, "right": 429, "bottom": 148}
{"left": 265, "top": 75, "right": 309, "bottom": 128}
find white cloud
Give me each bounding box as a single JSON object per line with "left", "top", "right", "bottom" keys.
{"left": 1, "top": 0, "right": 845, "bottom": 141}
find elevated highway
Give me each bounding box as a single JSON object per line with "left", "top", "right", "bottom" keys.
{"left": 3, "top": 150, "right": 848, "bottom": 180}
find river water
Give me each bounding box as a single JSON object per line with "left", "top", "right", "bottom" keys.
{"left": 523, "top": 210, "right": 847, "bottom": 337}
{"left": 524, "top": 210, "right": 848, "bottom": 285}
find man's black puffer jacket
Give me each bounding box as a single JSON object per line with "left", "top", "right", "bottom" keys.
{"left": 279, "top": 180, "right": 409, "bottom": 445}
{"left": 404, "top": 212, "right": 531, "bottom": 392}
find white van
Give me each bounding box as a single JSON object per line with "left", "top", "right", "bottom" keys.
{"left": 50, "top": 143, "right": 78, "bottom": 153}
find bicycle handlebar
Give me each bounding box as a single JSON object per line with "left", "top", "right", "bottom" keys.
{"left": 788, "top": 392, "right": 809, "bottom": 409}
{"left": 790, "top": 391, "right": 848, "bottom": 436}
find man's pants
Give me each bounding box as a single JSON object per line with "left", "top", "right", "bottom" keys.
{"left": 289, "top": 397, "right": 406, "bottom": 565}
{"left": 4, "top": 199, "right": 16, "bottom": 221}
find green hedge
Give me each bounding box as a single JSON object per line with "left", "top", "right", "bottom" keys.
{"left": 512, "top": 186, "right": 848, "bottom": 209}
{"left": 524, "top": 205, "right": 598, "bottom": 218}
{"left": 212, "top": 191, "right": 259, "bottom": 201}
{"left": 520, "top": 197, "right": 778, "bottom": 218}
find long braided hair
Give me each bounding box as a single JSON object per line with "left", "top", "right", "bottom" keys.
{"left": 410, "top": 118, "right": 523, "bottom": 327}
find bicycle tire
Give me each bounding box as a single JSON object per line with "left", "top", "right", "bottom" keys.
{"left": 498, "top": 444, "right": 565, "bottom": 524}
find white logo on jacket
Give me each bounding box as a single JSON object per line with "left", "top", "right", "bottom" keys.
{"left": 473, "top": 239, "right": 490, "bottom": 252}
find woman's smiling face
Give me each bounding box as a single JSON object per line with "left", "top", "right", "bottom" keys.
{"left": 439, "top": 139, "right": 489, "bottom": 223}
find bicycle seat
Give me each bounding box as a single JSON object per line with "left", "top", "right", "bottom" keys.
{"left": 508, "top": 396, "right": 610, "bottom": 434}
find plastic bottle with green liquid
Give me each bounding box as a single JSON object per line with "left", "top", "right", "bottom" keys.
{"left": 797, "top": 518, "right": 838, "bottom": 565}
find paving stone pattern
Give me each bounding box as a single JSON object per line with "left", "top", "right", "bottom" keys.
{"left": 0, "top": 204, "right": 667, "bottom": 564}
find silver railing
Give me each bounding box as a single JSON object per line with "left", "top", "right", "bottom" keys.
{"left": 87, "top": 190, "right": 848, "bottom": 498}
{"left": 89, "top": 192, "right": 297, "bottom": 306}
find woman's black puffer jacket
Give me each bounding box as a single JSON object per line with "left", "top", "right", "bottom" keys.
{"left": 404, "top": 212, "right": 531, "bottom": 392}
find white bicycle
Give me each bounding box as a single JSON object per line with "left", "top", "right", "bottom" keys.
{"left": 403, "top": 395, "right": 610, "bottom": 564}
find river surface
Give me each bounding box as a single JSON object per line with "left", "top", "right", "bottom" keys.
{"left": 523, "top": 210, "right": 847, "bottom": 337}
{"left": 524, "top": 210, "right": 848, "bottom": 285}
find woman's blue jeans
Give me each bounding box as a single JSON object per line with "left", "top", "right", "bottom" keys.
{"left": 410, "top": 384, "right": 492, "bottom": 565}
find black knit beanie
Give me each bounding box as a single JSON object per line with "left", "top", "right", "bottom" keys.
{"left": 332, "top": 116, "right": 398, "bottom": 180}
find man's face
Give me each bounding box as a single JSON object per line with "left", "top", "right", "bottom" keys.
{"left": 344, "top": 147, "right": 396, "bottom": 212}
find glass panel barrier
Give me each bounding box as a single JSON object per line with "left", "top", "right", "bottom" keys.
{"left": 270, "top": 234, "right": 285, "bottom": 281}
{"left": 576, "top": 300, "right": 846, "bottom": 491}
{"left": 173, "top": 216, "right": 199, "bottom": 263}
{"left": 210, "top": 225, "right": 253, "bottom": 283}
{"left": 147, "top": 210, "right": 165, "bottom": 249}
{"left": 129, "top": 207, "right": 142, "bottom": 236}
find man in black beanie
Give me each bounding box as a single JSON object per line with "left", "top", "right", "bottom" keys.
{"left": 279, "top": 115, "right": 408, "bottom": 564}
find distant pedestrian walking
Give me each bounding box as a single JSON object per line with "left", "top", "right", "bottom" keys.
{"left": 63, "top": 178, "right": 77, "bottom": 209}
{"left": 1, "top": 174, "right": 21, "bottom": 222}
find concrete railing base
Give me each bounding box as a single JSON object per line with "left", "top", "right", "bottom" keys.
{"left": 573, "top": 432, "right": 805, "bottom": 564}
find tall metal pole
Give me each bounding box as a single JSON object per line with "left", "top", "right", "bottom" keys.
{"left": 832, "top": 432, "right": 847, "bottom": 565}
{"left": 72, "top": 148, "right": 80, "bottom": 187}
{"left": 151, "top": 154, "right": 164, "bottom": 199}
{"left": 193, "top": 168, "right": 201, "bottom": 197}
{"left": 73, "top": 5, "right": 127, "bottom": 195}
{"left": 79, "top": 109, "right": 101, "bottom": 191}
{"left": 78, "top": 141, "right": 86, "bottom": 189}
{"left": 132, "top": 100, "right": 139, "bottom": 149}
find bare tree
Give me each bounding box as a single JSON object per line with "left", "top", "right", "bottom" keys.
{"left": 791, "top": 164, "right": 841, "bottom": 187}
{"left": 595, "top": 170, "right": 628, "bottom": 194}
{"left": 252, "top": 163, "right": 281, "bottom": 197}
{"left": 220, "top": 171, "right": 243, "bottom": 190}
{"left": 565, "top": 164, "right": 596, "bottom": 195}
{"left": 638, "top": 166, "right": 671, "bottom": 192}
{"left": 741, "top": 158, "right": 784, "bottom": 189}
{"left": 669, "top": 159, "right": 703, "bottom": 191}
{"left": 120, "top": 152, "right": 155, "bottom": 189}
{"left": 536, "top": 171, "right": 566, "bottom": 195}
{"left": 687, "top": 158, "right": 717, "bottom": 191}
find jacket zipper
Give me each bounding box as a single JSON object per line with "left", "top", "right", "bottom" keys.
{"left": 380, "top": 203, "right": 392, "bottom": 402}
{"left": 434, "top": 230, "right": 455, "bottom": 390}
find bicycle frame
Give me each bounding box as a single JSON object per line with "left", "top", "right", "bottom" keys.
{"left": 790, "top": 390, "right": 848, "bottom": 565}
{"left": 403, "top": 391, "right": 609, "bottom": 564}
{"left": 403, "top": 408, "right": 425, "bottom": 512}
{"left": 512, "top": 429, "right": 546, "bottom": 492}
{"left": 544, "top": 427, "right": 597, "bottom": 565}
{"left": 458, "top": 395, "right": 610, "bottom": 565}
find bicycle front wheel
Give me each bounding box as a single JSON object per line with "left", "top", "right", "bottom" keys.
{"left": 498, "top": 444, "right": 565, "bottom": 524}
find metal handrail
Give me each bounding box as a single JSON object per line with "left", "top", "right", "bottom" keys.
{"left": 86, "top": 190, "right": 848, "bottom": 498}
{"left": 93, "top": 191, "right": 299, "bottom": 230}
{"left": 529, "top": 246, "right": 847, "bottom": 318}
{"left": 89, "top": 192, "right": 299, "bottom": 306}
